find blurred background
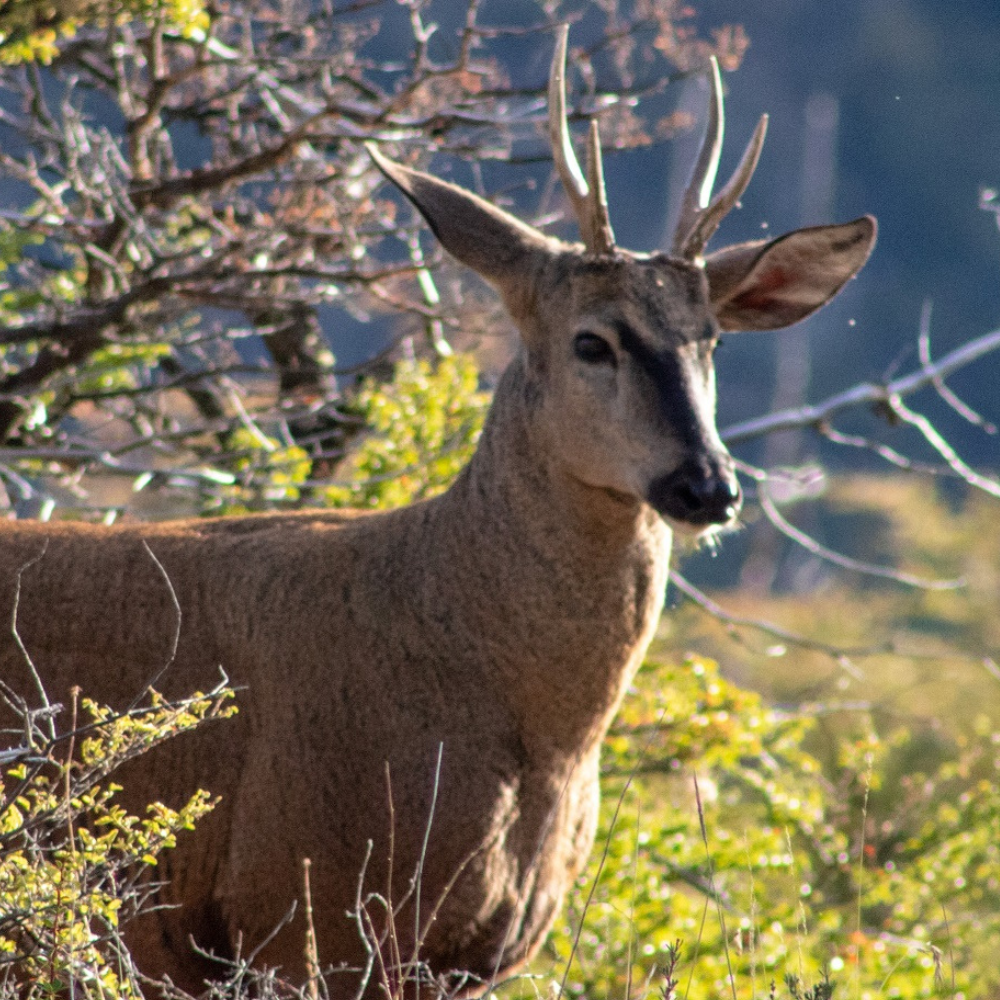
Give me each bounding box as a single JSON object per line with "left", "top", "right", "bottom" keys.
{"left": 639, "top": 0, "right": 1000, "bottom": 466}
{"left": 346, "top": 0, "right": 1000, "bottom": 591}
{"left": 337, "top": 0, "right": 1000, "bottom": 468}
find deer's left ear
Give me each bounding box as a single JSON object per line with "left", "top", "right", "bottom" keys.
{"left": 705, "top": 216, "right": 877, "bottom": 331}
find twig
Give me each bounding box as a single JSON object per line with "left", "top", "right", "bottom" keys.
{"left": 10, "top": 541, "right": 56, "bottom": 744}
{"left": 63, "top": 686, "right": 80, "bottom": 859}
{"left": 693, "top": 774, "right": 737, "bottom": 1000}
{"left": 853, "top": 752, "right": 874, "bottom": 999}
{"left": 383, "top": 762, "right": 401, "bottom": 990}
{"left": 126, "top": 541, "right": 183, "bottom": 711}
{"left": 557, "top": 761, "right": 638, "bottom": 1000}
{"left": 757, "top": 486, "right": 965, "bottom": 590}
{"left": 684, "top": 897, "right": 712, "bottom": 1000}
{"left": 918, "top": 301, "right": 996, "bottom": 434}
{"left": 625, "top": 799, "right": 641, "bottom": 1000}
{"left": 303, "top": 858, "right": 321, "bottom": 1000}
{"left": 349, "top": 840, "right": 378, "bottom": 1000}
{"left": 883, "top": 393, "right": 1000, "bottom": 499}
{"left": 556, "top": 701, "right": 676, "bottom": 1000}
{"left": 409, "top": 742, "right": 444, "bottom": 996}
{"left": 721, "top": 327, "right": 1000, "bottom": 444}
{"left": 818, "top": 424, "right": 959, "bottom": 477}
{"left": 669, "top": 569, "right": 868, "bottom": 677}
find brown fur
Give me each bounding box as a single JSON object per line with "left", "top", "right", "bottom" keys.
{"left": 0, "top": 360, "right": 670, "bottom": 992}
{"left": 0, "top": 106, "right": 875, "bottom": 994}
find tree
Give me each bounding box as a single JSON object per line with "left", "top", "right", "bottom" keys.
{"left": 0, "top": 0, "right": 751, "bottom": 517}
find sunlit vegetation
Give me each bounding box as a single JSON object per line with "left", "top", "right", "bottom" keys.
{"left": 1, "top": 688, "right": 232, "bottom": 996}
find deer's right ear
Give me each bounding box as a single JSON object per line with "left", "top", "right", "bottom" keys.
{"left": 368, "top": 145, "right": 552, "bottom": 287}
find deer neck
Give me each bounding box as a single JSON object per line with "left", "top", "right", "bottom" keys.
{"left": 428, "top": 357, "right": 673, "bottom": 760}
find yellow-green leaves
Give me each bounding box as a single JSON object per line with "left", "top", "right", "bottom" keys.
{"left": 0, "top": 687, "right": 233, "bottom": 995}
{"left": 0, "top": 1, "right": 209, "bottom": 65}
{"left": 324, "top": 353, "right": 489, "bottom": 510}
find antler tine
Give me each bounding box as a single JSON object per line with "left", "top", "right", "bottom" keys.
{"left": 672, "top": 56, "right": 724, "bottom": 256}
{"left": 548, "top": 24, "right": 615, "bottom": 254}
{"left": 585, "top": 119, "right": 616, "bottom": 253}
{"left": 680, "top": 113, "right": 768, "bottom": 260}
{"left": 549, "top": 26, "right": 588, "bottom": 205}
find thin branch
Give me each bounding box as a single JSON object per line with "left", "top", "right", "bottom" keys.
{"left": 126, "top": 542, "right": 183, "bottom": 711}
{"left": 918, "top": 301, "right": 997, "bottom": 434}
{"left": 720, "top": 327, "right": 1000, "bottom": 445}
{"left": 669, "top": 570, "right": 999, "bottom": 677}
{"left": 757, "top": 487, "right": 965, "bottom": 590}
{"left": 410, "top": 741, "right": 444, "bottom": 996}
{"left": 130, "top": 127, "right": 308, "bottom": 209}
{"left": 817, "top": 424, "right": 961, "bottom": 477}
{"left": 884, "top": 393, "right": 1000, "bottom": 499}
{"left": 670, "top": 569, "right": 868, "bottom": 677}
{"left": 10, "top": 541, "right": 56, "bottom": 745}
{"left": 0, "top": 447, "right": 238, "bottom": 486}
{"left": 693, "top": 773, "right": 738, "bottom": 1000}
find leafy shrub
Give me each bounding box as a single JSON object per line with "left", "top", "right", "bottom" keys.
{"left": 539, "top": 649, "right": 1000, "bottom": 999}
{"left": 1, "top": 686, "right": 233, "bottom": 997}
{"left": 0, "top": 1, "right": 208, "bottom": 65}
{"left": 322, "top": 354, "right": 489, "bottom": 510}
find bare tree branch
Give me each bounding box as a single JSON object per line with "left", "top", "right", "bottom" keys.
{"left": 756, "top": 487, "right": 965, "bottom": 589}
{"left": 883, "top": 393, "right": 1000, "bottom": 499}
{"left": 918, "top": 301, "right": 997, "bottom": 434}
{"left": 720, "top": 327, "right": 1000, "bottom": 445}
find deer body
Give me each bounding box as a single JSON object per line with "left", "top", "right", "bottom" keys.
{"left": 0, "top": 356, "right": 671, "bottom": 989}
{"left": 0, "top": 30, "right": 875, "bottom": 995}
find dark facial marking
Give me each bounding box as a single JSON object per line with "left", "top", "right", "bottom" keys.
{"left": 611, "top": 319, "right": 707, "bottom": 450}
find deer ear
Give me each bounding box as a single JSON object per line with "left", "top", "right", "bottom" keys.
{"left": 704, "top": 216, "right": 877, "bottom": 331}
{"left": 368, "top": 145, "right": 552, "bottom": 286}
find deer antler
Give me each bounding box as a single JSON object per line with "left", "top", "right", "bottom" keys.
{"left": 549, "top": 25, "right": 615, "bottom": 255}
{"left": 672, "top": 57, "right": 769, "bottom": 261}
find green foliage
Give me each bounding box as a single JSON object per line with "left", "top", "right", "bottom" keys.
{"left": 534, "top": 650, "right": 1000, "bottom": 999}
{"left": 0, "top": 687, "right": 234, "bottom": 996}
{"left": 207, "top": 428, "right": 313, "bottom": 515}
{"left": 71, "top": 343, "right": 172, "bottom": 396}
{"left": 542, "top": 655, "right": 845, "bottom": 998}
{"left": 0, "top": 0, "right": 208, "bottom": 64}
{"left": 322, "top": 354, "right": 489, "bottom": 510}
{"left": 0, "top": 228, "right": 42, "bottom": 270}
{"left": 0, "top": 222, "right": 75, "bottom": 325}
{"left": 177, "top": 353, "right": 488, "bottom": 517}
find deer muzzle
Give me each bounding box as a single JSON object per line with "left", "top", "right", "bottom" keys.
{"left": 647, "top": 456, "right": 742, "bottom": 528}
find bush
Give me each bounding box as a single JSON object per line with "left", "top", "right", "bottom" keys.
{"left": 1, "top": 685, "right": 233, "bottom": 997}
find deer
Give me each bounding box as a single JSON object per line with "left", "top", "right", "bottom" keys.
{"left": 0, "top": 27, "right": 875, "bottom": 997}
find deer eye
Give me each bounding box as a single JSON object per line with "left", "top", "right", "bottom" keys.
{"left": 573, "top": 332, "right": 616, "bottom": 366}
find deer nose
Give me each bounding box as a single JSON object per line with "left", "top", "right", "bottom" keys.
{"left": 647, "top": 460, "right": 742, "bottom": 527}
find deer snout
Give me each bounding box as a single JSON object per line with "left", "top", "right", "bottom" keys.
{"left": 647, "top": 458, "right": 742, "bottom": 528}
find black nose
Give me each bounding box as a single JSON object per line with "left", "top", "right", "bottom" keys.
{"left": 647, "top": 460, "right": 742, "bottom": 526}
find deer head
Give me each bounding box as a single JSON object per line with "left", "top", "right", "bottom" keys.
{"left": 368, "top": 27, "right": 875, "bottom": 533}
